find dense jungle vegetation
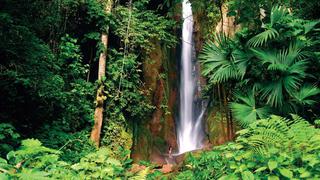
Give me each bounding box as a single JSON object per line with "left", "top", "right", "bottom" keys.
{"left": 0, "top": 0, "right": 320, "bottom": 179}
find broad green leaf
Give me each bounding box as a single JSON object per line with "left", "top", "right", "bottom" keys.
{"left": 279, "top": 168, "right": 293, "bottom": 178}
{"left": 268, "top": 160, "right": 278, "bottom": 171}
{"left": 0, "top": 174, "right": 9, "bottom": 180}
{"left": 241, "top": 171, "right": 254, "bottom": 180}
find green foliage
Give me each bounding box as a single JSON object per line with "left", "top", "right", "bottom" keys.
{"left": 110, "top": 5, "right": 177, "bottom": 53}
{"left": 0, "top": 1, "right": 95, "bottom": 134}
{"left": 7, "top": 139, "right": 60, "bottom": 169}
{"left": 70, "top": 148, "right": 125, "bottom": 179}
{"left": 200, "top": 33, "right": 249, "bottom": 84}
{"left": 101, "top": 115, "right": 133, "bottom": 152}
{"left": 35, "top": 127, "right": 96, "bottom": 163}
{"left": 201, "top": 5, "right": 320, "bottom": 126}
{"left": 0, "top": 124, "right": 20, "bottom": 157}
{"left": 0, "top": 139, "right": 147, "bottom": 179}
{"left": 177, "top": 115, "right": 320, "bottom": 179}
{"left": 230, "top": 92, "right": 270, "bottom": 127}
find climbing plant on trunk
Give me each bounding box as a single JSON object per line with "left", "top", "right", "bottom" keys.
{"left": 90, "top": 0, "right": 113, "bottom": 147}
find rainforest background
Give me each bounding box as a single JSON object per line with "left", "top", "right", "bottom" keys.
{"left": 0, "top": 0, "right": 320, "bottom": 179}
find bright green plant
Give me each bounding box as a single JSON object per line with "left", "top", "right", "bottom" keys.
{"left": 0, "top": 138, "right": 149, "bottom": 179}
{"left": 178, "top": 115, "right": 320, "bottom": 179}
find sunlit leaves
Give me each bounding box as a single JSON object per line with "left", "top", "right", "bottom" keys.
{"left": 178, "top": 115, "right": 320, "bottom": 179}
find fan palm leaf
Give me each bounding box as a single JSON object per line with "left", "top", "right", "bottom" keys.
{"left": 247, "top": 6, "right": 289, "bottom": 47}
{"left": 291, "top": 85, "right": 320, "bottom": 105}
{"left": 200, "top": 34, "right": 249, "bottom": 84}
{"left": 260, "top": 81, "right": 284, "bottom": 107}
{"left": 303, "top": 20, "right": 320, "bottom": 34}
{"left": 270, "top": 6, "right": 289, "bottom": 26}
{"left": 251, "top": 43, "right": 308, "bottom": 107}
{"left": 230, "top": 92, "right": 270, "bottom": 127}
{"left": 247, "top": 28, "right": 279, "bottom": 47}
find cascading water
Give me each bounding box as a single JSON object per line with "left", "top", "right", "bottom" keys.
{"left": 177, "top": 0, "right": 206, "bottom": 154}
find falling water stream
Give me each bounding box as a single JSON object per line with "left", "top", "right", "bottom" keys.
{"left": 177, "top": 0, "right": 206, "bottom": 154}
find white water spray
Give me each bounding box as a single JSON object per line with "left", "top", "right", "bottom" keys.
{"left": 177, "top": 0, "right": 206, "bottom": 154}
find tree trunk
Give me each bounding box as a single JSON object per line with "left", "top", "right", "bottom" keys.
{"left": 90, "top": 0, "right": 113, "bottom": 147}
{"left": 222, "top": 86, "right": 232, "bottom": 140}
{"left": 217, "top": 84, "right": 226, "bottom": 142}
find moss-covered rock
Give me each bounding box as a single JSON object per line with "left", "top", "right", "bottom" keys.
{"left": 132, "top": 40, "right": 179, "bottom": 163}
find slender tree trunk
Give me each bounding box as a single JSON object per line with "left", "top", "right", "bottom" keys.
{"left": 90, "top": 0, "right": 113, "bottom": 147}
{"left": 217, "top": 84, "right": 226, "bottom": 142}
{"left": 222, "top": 86, "right": 231, "bottom": 140}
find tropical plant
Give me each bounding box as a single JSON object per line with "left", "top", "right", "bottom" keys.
{"left": 200, "top": 33, "right": 249, "bottom": 84}
{"left": 0, "top": 138, "right": 149, "bottom": 179}
{"left": 201, "top": 5, "right": 320, "bottom": 127}
{"left": 247, "top": 6, "right": 289, "bottom": 47}
{"left": 177, "top": 115, "right": 320, "bottom": 179}
{"left": 230, "top": 92, "right": 270, "bottom": 127}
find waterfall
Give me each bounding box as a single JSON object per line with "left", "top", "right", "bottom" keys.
{"left": 177, "top": 0, "right": 205, "bottom": 154}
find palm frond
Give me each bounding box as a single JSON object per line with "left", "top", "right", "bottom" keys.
{"left": 200, "top": 34, "right": 248, "bottom": 84}
{"left": 291, "top": 85, "right": 320, "bottom": 105}
{"left": 230, "top": 92, "right": 270, "bottom": 127}
{"left": 270, "top": 6, "right": 289, "bottom": 26}
{"left": 247, "top": 28, "right": 279, "bottom": 47}
{"left": 303, "top": 20, "right": 320, "bottom": 34}
{"left": 247, "top": 6, "right": 289, "bottom": 48}
{"left": 232, "top": 49, "right": 251, "bottom": 78}
{"left": 260, "top": 81, "right": 284, "bottom": 108}
{"left": 250, "top": 48, "right": 277, "bottom": 64}
{"left": 251, "top": 43, "right": 309, "bottom": 108}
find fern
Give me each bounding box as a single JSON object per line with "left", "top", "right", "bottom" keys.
{"left": 237, "top": 115, "right": 320, "bottom": 155}
{"left": 237, "top": 116, "right": 289, "bottom": 153}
